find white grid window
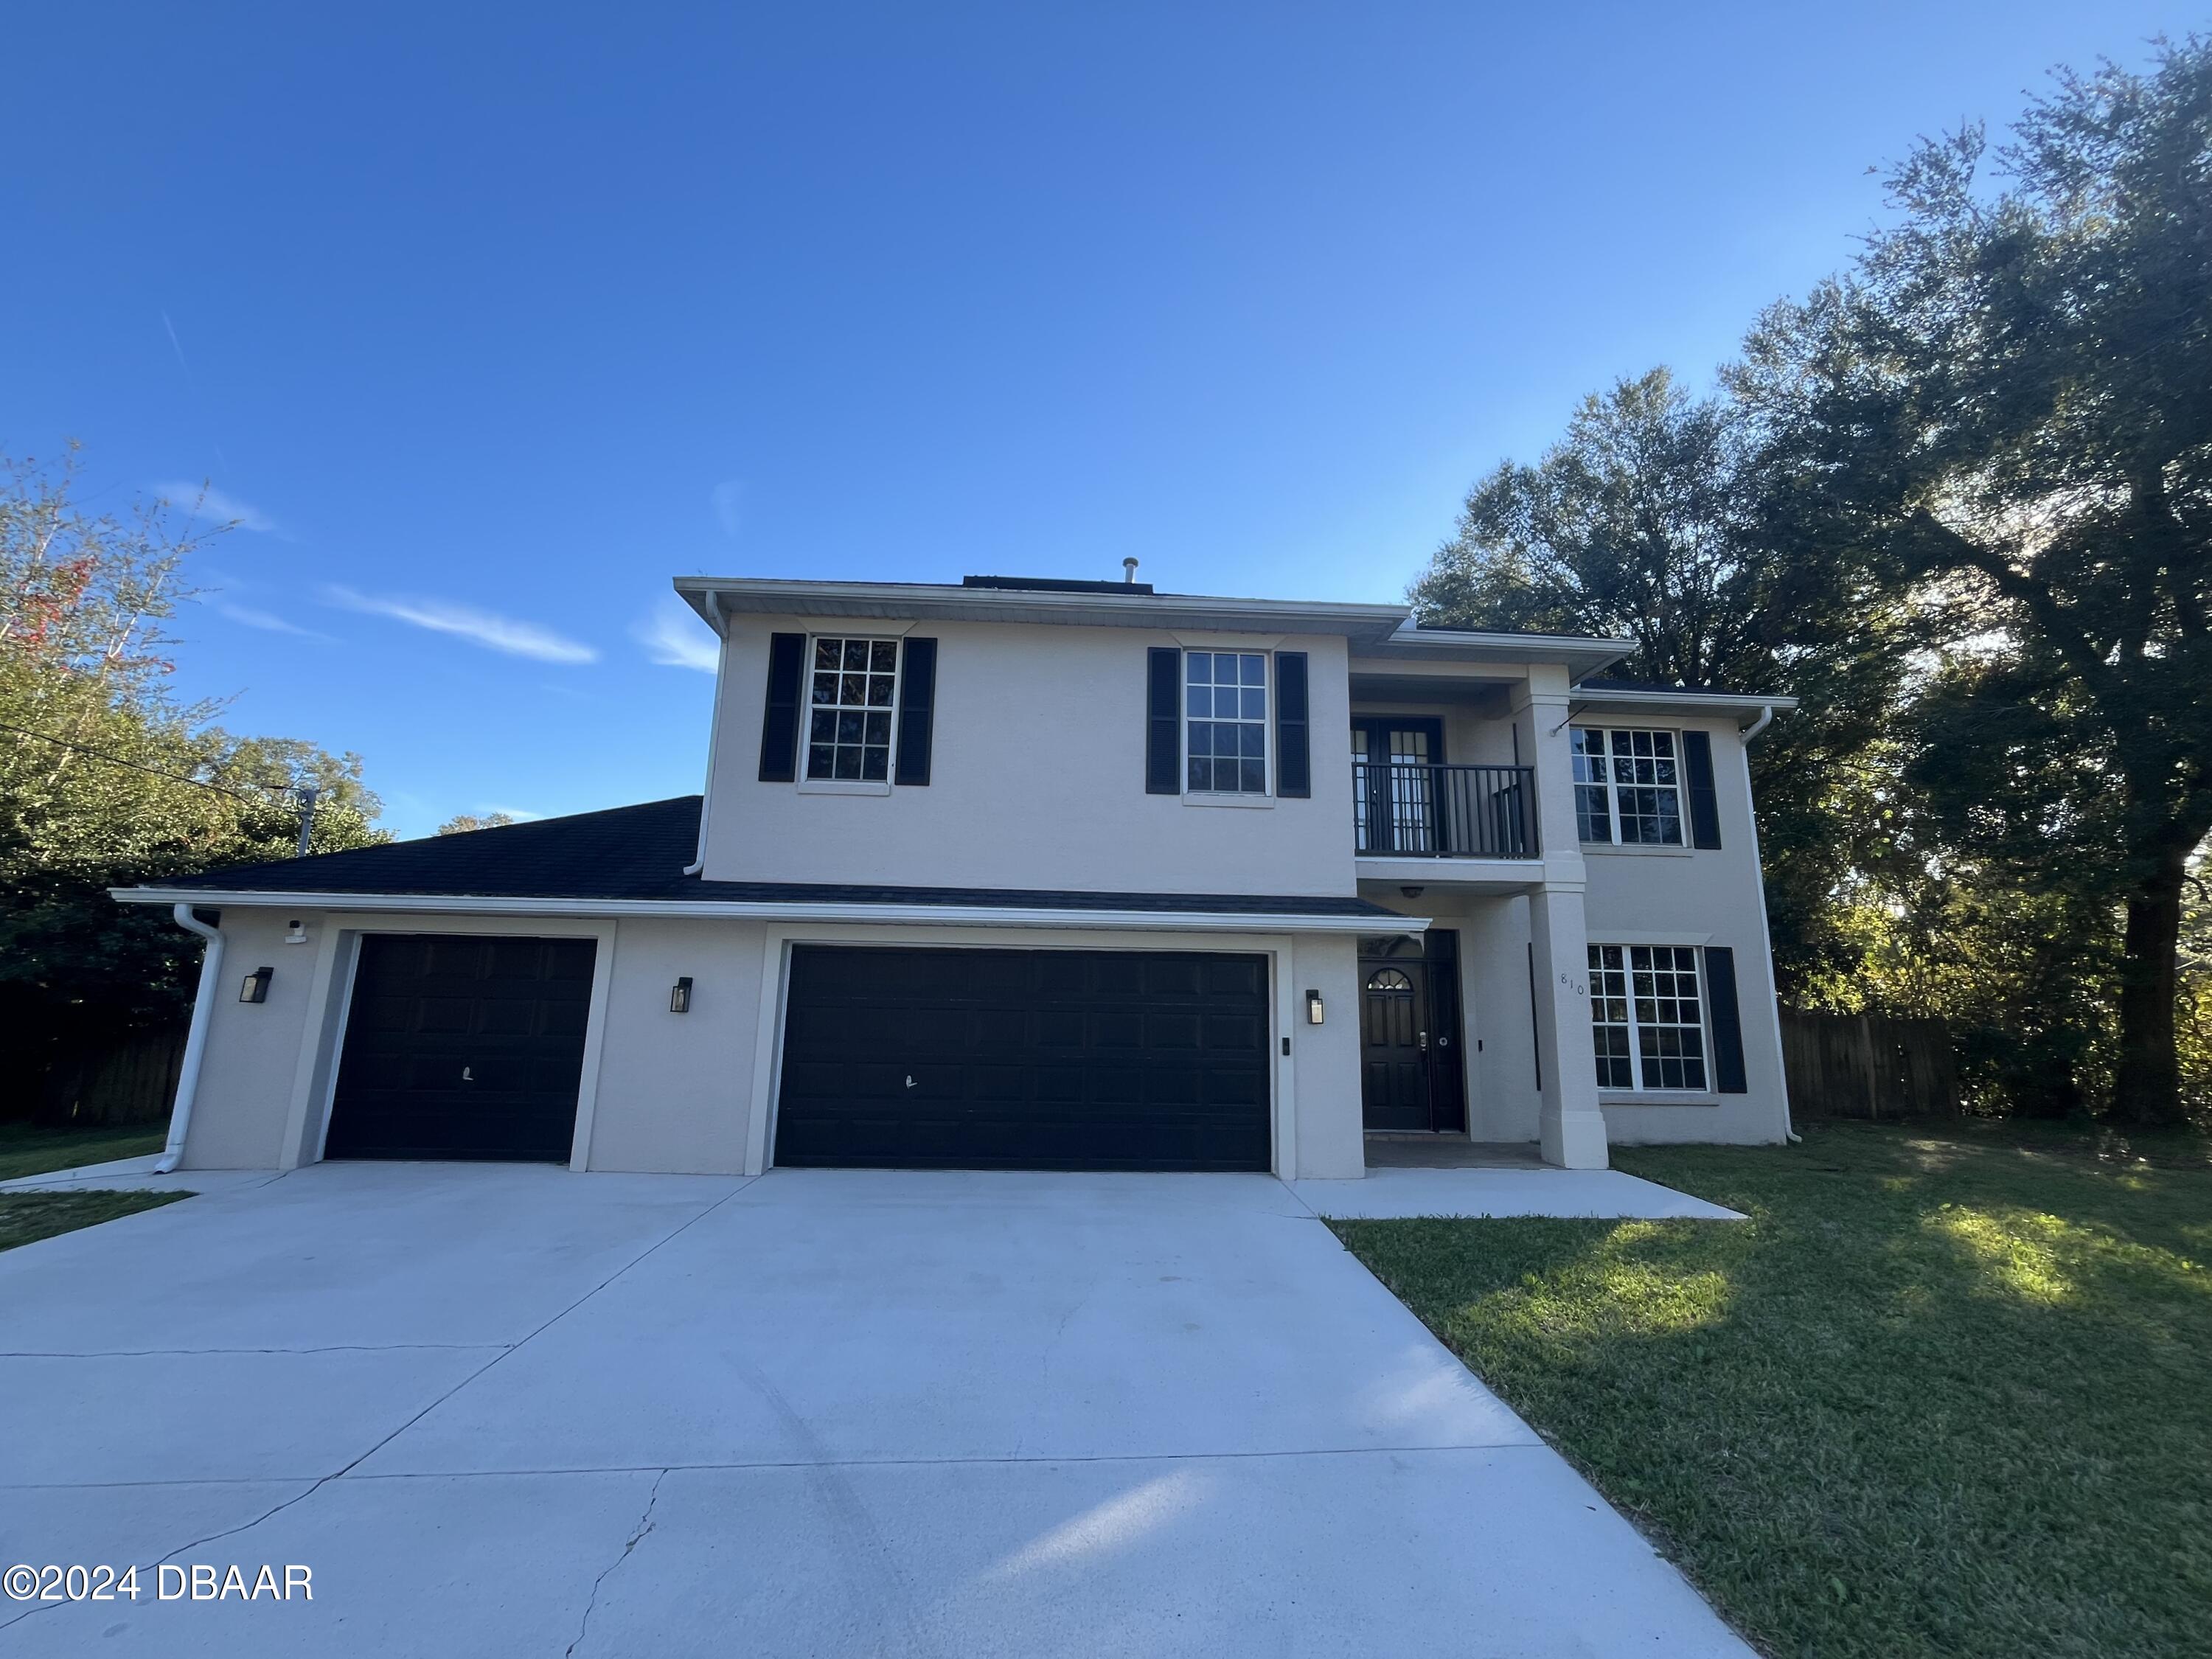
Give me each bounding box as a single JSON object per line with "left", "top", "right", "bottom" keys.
{"left": 1589, "top": 945, "right": 1708, "bottom": 1091}
{"left": 1186, "top": 650, "right": 1268, "bottom": 794}
{"left": 1572, "top": 728, "right": 1683, "bottom": 845}
{"left": 807, "top": 636, "right": 899, "bottom": 781}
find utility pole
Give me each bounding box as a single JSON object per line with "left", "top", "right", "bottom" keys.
{"left": 294, "top": 785, "right": 321, "bottom": 858}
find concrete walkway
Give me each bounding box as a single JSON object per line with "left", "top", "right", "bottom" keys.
{"left": 0, "top": 1164, "right": 1751, "bottom": 1657}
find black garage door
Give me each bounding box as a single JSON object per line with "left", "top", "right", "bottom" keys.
{"left": 775, "top": 947, "right": 1272, "bottom": 1172}
{"left": 324, "top": 934, "right": 596, "bottom": 1162}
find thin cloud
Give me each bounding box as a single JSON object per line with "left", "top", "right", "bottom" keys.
{"left": 478, "top": 804, "right": 544, "bottom": 821}
{"left": 210, "top": 598, "right": 329, "bottom": 640}
{"left": 156, "top": 481, "right": 281, "bottom": 535}
{"left": 711, "top": 479, "right": 744, "bottom": 539}
{"left": 324, "top": 585, "right": 599, "bottom": 664}
{"left": 633, "top": 596, "right": 720, "bottom": 673}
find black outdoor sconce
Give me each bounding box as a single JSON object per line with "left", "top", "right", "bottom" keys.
{"left": 240, "top": 966, "right": 274, "bottom": 1004}
{"left": 1305, "top": 989, "right": 1325, "bottom": 1025}
{"left": 669, "top": 976, "right": 693, "bottom": 1015}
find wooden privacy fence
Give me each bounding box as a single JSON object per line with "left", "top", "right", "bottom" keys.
{"left": 27, "top": 1028, "right": 187, "bottom": 1128}
{"left": 1780, "top": 1010, "right": 1960, "bottom": 1121}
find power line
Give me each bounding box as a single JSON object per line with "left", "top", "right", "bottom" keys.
{"left": 0, "top": 717, "right": 291, "bottom": 807}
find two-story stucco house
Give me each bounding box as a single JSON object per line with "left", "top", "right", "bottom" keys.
{"left": 116, "top": 572, "right": 1795, "bottom": 1180}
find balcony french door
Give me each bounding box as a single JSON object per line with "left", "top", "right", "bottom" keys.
{"left": 1352, "top": 719, "right": 1445, "bottom": 855}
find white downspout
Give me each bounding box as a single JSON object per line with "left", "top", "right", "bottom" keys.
{"left": 1739, "top": 706, "right": 1797, "bottom": 1142}
{"left": 157, "top": 903, "right": 225, "bottom": 1173}
{"left": 682, "top": 591, "right": 727, "bottom": 878}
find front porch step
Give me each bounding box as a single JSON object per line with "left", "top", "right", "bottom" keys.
{"left": 1363, "top": 1136, "right": 1547, "bottom": 1170}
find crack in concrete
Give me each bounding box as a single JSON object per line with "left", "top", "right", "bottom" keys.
{"left": 565, "top": 1468, "right": 667, "bottom": 1658}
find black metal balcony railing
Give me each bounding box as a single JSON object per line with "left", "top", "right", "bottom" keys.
{"left": 1352, "top": 762, "right": 1540, "bottom": 859}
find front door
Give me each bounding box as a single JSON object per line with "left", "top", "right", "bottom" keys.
{"left": 1359, "top": 932, "right": 1469, "bottom": 1134}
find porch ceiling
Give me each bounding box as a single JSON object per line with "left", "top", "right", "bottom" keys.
{"left": 1348, "top": 672, "right": 1515, "bottom": 708}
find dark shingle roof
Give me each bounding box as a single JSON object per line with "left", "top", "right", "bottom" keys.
{"left": 143, "top": 796, "right": 1398, "bottom": 918}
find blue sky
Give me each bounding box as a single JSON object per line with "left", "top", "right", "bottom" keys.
{"left": 3, "top": 3, "right": 2193, "bottom": 838}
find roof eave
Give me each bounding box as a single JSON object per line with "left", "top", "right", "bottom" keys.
{"left": 1359, "top": 625, "right": 1635, "bottom": 679}
{"left": 109, "top": 887, "right": 1423, "bottom": 935}
{"left": 673, "top": 577, "right": 1412, "bottom": 644}
{"left": 1570, "top": 686, "right": 1800, "bottom": 726}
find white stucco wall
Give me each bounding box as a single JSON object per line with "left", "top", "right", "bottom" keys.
{"left": 178, "top": 908, "right": 319, "bottom": 1169}
{"left": 587, "top": 917, "right": 766, "bottom": 1174}
{"left": 702, "top": 617, "right": 1357, "bottom": 897}
{"left": 1579, "top": 715, "right": 1788, "bottom": 1144}
{"left": 1288, "top": 933, "right": 1365, "bottom": 1179}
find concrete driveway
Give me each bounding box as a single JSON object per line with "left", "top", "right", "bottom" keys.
{"left": 0, "top": 1165, "right": 1749, "bottom": 1657}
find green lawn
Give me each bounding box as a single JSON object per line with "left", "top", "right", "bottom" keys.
{"left": 1330, "top": 1121, "right": 2212, "bottom": 1659}
{"left": 0, "top": 1121, "right": 168, "bottom": 1182}
{"left": 0, "top": 1189, "right": 189, "bottom": 1253}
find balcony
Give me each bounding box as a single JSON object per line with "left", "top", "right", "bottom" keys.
{"left": 1352, "top": 761, "right": 1540, "bottom": 859}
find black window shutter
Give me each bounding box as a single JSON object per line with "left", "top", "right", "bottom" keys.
{"left": 1683, "top": 729, "right": 1722, "bottom": 849}
{"left": 894, "top": 637, "right": 937, "bottom": 786}
{"left": 1275, "top": 651, "right": 1310, "bottom": 798}
{"left": 1146, "top": 647, "right": 1181, "bottom": 794}
{"left": 1705, "top": 945, "right": 1748, "bottom": 1093}
{"left": 758, "top": 632, "right": 806, "bottom": 782}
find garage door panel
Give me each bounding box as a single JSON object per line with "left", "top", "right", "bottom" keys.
{"left": 776, "top": 946, "right": 1270, "bottom": 1172}
{"left": 324, "top": 934, "right": 594, "bottom": 1164}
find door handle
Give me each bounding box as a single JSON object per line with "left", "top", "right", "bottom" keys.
{"left": 462, "top": 1065, "right": 474, "bottom": 1082}
{"left": 905, "top": 1074, "right": 916, "bottom": 1089}
{"left": 1417, "top": 1032, "right": 1427, "bottom": 1052}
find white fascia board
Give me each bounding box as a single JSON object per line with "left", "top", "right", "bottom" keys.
{"left": 1570, "top": 687, "right": 1801, "bottom": 725}
{"left": 111, "top": 888, "right": 1425, "bottom": 935}
{"left": 672, "top": 577, "right": 1410, "bottom": 644}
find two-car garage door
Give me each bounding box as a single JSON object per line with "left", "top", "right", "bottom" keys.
{"left": 324, "top": 935, "right": 1273, "bottom": 1172}
{"left": 774, "top": 946, "right": 1273, "bottom": 1172}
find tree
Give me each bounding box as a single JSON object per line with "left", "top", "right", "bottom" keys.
{"left": 1, "top": 448, "right": 386, "bottom": 1085}
{"left": 1408, "top": 368, "right": 1911, "bottom": 992}
{"left": 437, "top": 812, "right": 515, "bottom": 835}
{"left": 1733, "top": 39, "right": 2212, "bottom": 1124}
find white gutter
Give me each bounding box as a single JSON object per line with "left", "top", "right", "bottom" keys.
{"left": 111, "top": 888, "right": 1422, "bottom": 936}
{"left": 682, "top": 591, "right": 727, "bottom": 877}
{"left": 1738, "top": 704, "right": 1797, "bottom": 1142}
{"left": 157, "top": 904, "right": 224, "bottom": 1174}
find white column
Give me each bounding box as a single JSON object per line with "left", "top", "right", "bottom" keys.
{"left": 1530, "top": 883, "right": 1609, "bottom": 1169}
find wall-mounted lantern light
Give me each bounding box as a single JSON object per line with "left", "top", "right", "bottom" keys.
{"left": 240, "top": 966, "right": 274, "bottom": 1004}
{"left": 1305, "top": 989, "right": 1325, "bottom": 1025}
{"left": 669, "top": 976, "right": 694, "bottom": 1015}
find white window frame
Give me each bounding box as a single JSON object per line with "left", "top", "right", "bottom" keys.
{"left": 1183, "top": 648, "right": 1272, "bottom": 799}
{"left": 803, "top": 634, "right": 902, "bottom": 785}
{"left": 1587, "top": 942, "right": 1711, "bottom": 1093}
{"left": 1571, "top": 726, "right": 1685, "bottom": 846}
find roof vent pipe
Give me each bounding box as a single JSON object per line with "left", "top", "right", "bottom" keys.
{"left": 1123, "top": 558, "right": 1139, "bottom": 585}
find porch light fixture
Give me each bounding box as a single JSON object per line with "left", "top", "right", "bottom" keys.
{"left": 1305, "top": 989, "right": 1325, "bottom": 1025}
{"left": 1399, "top": 886, "right": 1425, "bottom": 899}
{"left": 239, "top": 966, "right": 274, "bottom": 1004}
{"left": 669, "top": 976, "right": 694, "bottom": 1015}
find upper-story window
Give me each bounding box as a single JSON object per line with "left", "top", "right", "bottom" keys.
{"left": 1186, "top": 650, "right": 1268, "bottom": 793}
{"left": 807, "top": 636, "right": 900, "bottom": 782}
{"left": 1572, "top": 727, "right": 1682, "bottom": 844}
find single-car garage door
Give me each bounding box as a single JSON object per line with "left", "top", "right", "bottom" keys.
{"left": 324, "top": 934, "right": 596, "bottom": 1162}
{"left": 775, "top": 946, "right": 1272, "bottom": 1172}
